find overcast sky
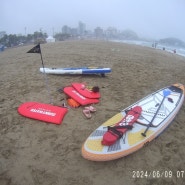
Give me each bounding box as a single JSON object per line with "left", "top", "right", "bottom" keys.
{"left": 1, "top": 0, "right": 185, "bottom": 41}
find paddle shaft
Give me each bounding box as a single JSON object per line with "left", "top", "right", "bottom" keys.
{"left": 141, "top": 96, "right": 166, "bottom": 137}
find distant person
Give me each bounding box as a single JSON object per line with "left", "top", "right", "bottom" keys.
{"left": 163, "top": 47, "right": 165, "bottom": 50}
{"left": 154, "top": 42, "right": 158, "bottom": 48}
{"left": 173, "top": 49, "right": 176, "bottom": 54}
{"left": 0, "top": 45, "right": 4, "bottom": 52}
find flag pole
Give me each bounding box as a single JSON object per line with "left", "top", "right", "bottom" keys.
{"left": 27, "top": 43, "right": 53, "bottom": 104}
{"left": 39, "top": 45, "right": 46, "bottom": 74}
{"left": 40, "top": 49, "right": 45, "bottom": 68}
{"left": 39, "top": 44, "right": 53, "bottom": 104}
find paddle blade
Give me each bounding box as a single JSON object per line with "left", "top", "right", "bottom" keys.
{"left": 163, "top": 90, "right": 171, "bottom": 97}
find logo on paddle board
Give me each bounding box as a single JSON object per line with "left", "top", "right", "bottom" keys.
{"left": 142, "top": 109, "right": 166, "bottom": 117}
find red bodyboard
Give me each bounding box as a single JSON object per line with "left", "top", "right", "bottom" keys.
{"left": 72, "top": 83, "right": 100, "bottom": 99}
{"left": 18, "top": 102, "right": 68, "bottom": 125}
{"left": 63, "top": 86, "right": 99, "bottom": 105}
{"left": 102, "top": 106, "right": 142, "bottom": 146}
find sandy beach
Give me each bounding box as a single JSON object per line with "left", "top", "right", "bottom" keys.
{"left": 0, "top": 40, "right": 185, "bottom": 185}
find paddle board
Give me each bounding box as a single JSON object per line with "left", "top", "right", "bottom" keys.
{"left": 40, "top": 67, "right": 111, "bottom": 75}
{"left": 82, "top": 83, "right": 184, "bottom": 161}
{"left": 18, "top": 102, "right": 68, "bottom": 125}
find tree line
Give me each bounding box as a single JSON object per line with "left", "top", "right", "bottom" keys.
{"left": 0, "top": 31, "right": 48, "bottom": 47}
{"left": 0, "top": 31, "right": 73, "bottom": 48}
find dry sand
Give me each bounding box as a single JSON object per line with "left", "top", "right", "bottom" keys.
{"left": 0, "top": 40, "right": 185, "bottom": 185}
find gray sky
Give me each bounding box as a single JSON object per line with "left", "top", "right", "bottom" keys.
{"left": 1, "top": 0, "right": 185, "bottom": 41}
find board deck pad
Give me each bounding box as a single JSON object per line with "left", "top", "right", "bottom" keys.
{"left": 72, "top": 83, "right": 100, "bottom": 99}
{"left": 18, "top": 102, "right": 68, "bottom": 125}
{"left": 81, "top": 84, "right": 184, "bottom": 161}
{"left": 63, "top": 86, "right": 99, "bottom": 105}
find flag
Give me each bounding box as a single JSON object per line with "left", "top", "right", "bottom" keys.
{"left": 27, "top": 43, "right": 45, "bottom": 69}
{"left": 26, "top": 43, "right": 52, "bottom": 104}
{"left": 27, "top": 44, "right": 41, "bottom": 54}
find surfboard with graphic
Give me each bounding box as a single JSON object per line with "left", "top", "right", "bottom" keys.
{"left": 82, "top": 84, "right": 184, "bottom": 161}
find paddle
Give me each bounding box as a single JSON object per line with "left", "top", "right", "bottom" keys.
{"left": 141, "top": 90, "right": 171, "bottom": 137}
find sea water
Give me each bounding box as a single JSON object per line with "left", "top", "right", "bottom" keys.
{"left": 112, "top": 39, "right": 185, "bottom": 58}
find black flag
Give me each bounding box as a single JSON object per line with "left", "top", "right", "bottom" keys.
{"left": 26, "top": 43, "right": 52, "bottom": 104}
{"left": 27, "top": 43, "right": 44, "bottom": 68}
{"left": 27, "top": 44, "right": 41, "bottom": 53}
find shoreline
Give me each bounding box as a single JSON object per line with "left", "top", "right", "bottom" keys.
{"left": 111, "top": 39, "right": 185, "bottom": 58}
